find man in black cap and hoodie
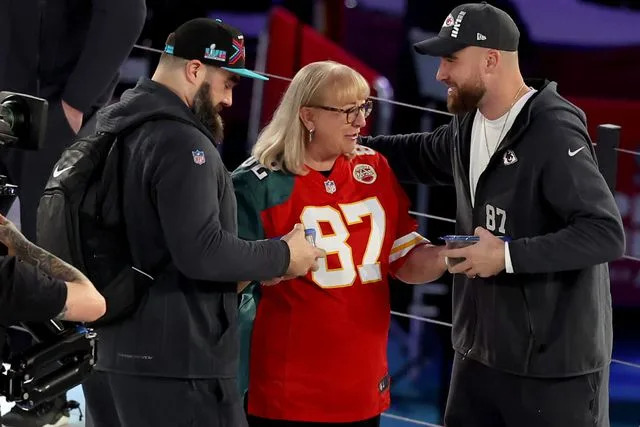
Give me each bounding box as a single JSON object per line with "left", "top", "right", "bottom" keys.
{"left": 81, "top": 18, "right": 324, "bottom": 427}
{"left": 361, "top": 2, "right": 624, "bottom": 426}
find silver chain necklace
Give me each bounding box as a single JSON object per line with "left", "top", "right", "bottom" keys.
{"left": 482, "top": 84, "right": 528, "bottom": 158}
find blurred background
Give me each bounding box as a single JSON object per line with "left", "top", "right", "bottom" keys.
{"left": 5, "top": 1, "right": 638, "bottom": 426}
{"left": 126, "top": 1, "right": 640, "bottom": 426}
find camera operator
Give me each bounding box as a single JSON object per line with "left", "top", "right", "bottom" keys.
{"left": 0, "top": 212, "right": 105, "bottom": 350}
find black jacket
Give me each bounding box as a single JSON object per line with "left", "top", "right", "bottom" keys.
{"left": 93, "top": 78, "right": 290, "bottom": 378}
{"left": 0, "top": 0, "right": 146, "bottom": 113}
{"left": 362, "top": 79, "right": 625, "bottom": 377}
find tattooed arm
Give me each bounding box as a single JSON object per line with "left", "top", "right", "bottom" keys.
{"left": 1, "top": 222, "right": 89, "bottom": 284}
{"left": 0, "top": 214, "right": 105, "bottom": 322}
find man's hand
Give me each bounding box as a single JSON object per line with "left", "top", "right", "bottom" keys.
{"left": 442, "top": 227, "right": 505, "bottom": 278}
{"left": 62, "top": 100, "right": 83, "bottom": 134}
{"left": 282, "top": 224, "right": 326, "bottom": 277}
{"left": 0, "top": 214, "right": 26, "bottom": 256}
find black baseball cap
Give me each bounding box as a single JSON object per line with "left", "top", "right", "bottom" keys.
{"left": 414, "top": 2, "right": 519, "bottom": 57}
{"left": 164, "top": 18, "right": 268, "bottom": 81}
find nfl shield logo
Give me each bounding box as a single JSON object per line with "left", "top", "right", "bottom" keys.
{"left": 324, "top": 180, "right": 336, "bottom": 194}
{"left": 192, "top": 150, "right": 206, "bottom": 165}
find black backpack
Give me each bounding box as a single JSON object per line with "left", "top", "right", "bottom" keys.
{"left": 36, "top": 115, "right": 183, "bottom": 327}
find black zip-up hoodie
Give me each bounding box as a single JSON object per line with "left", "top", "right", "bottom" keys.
{"left": 93, "top": 78, "right": 290, "bottom": 378}
{"left": 362, "top": 79, "right": 625, "bottom": 377}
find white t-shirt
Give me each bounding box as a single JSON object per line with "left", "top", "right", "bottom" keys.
{"left": 469, "top": 89, "right": 537, "bottom": 207}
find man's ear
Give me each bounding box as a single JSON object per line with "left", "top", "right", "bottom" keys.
{"left": 185, "top": 60, "right": 205, "bottom": 85}
{"left": 485, "top": 49, "right": 500, "bottom": 74}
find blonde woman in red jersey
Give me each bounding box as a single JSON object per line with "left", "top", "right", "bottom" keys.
{"left": 232, "top": 61, "right": 447, "bottom": 427}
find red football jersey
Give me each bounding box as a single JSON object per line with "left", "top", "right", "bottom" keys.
{"left": 248, "top": 146, "right": 426, "bottom": 422}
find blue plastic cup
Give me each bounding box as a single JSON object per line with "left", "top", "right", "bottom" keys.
{"left": 304, "top": 228, "right": 316, "bottom": 247}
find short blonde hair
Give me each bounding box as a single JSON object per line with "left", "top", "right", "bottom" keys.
{"left": 252, "top": 61, "right": 370, "bottom": 175}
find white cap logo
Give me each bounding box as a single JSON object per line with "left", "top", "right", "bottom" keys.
{"left": 451, "top": 11, "right": 466, "bottom": 39}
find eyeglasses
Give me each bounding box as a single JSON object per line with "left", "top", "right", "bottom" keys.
{"left": 307, "top": 99, "right": 373, "bottom": 124}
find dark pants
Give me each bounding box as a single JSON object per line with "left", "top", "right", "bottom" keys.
{"left": 247, "top": 415, "right": 380, "bottom": 427}
{"left": 83, "top": 370, "right": 247, "bottom": 427}
{"left": 444, "top": 352, "right": 609, "bottom": 427}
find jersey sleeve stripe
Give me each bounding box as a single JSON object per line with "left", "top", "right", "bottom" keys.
{"left": 389, "top": 232, "right": 429, "bottom": 263}
{"left": 391, "top": 231, "right": 428, "bottom": 250}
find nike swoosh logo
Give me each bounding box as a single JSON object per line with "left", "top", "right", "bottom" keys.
{"left": 568, "top": 146, "right": 585, "bottom": 157}
{"left": 52, "top": 165, "right": 73, "bottom": 178}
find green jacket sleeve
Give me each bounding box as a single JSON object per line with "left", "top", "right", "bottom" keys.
{"left": 232, "top": 160, "right": 296, "bottom": 395}
{"left": 233, "top": 166, "right": 266, "bottom": 396}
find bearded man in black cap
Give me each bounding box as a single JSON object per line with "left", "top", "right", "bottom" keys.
{"left": 361, "top": 2, "right": 624, "bottom": 426}
{"left": 80, "top": 18, "right": 324, "bottom": 427}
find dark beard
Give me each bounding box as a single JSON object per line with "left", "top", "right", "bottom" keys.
{"left": 447, "top": 80, "right": 486, "bottom": 114}
{"left": 192, "top": 82, "right": 224, "bottom": 143}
